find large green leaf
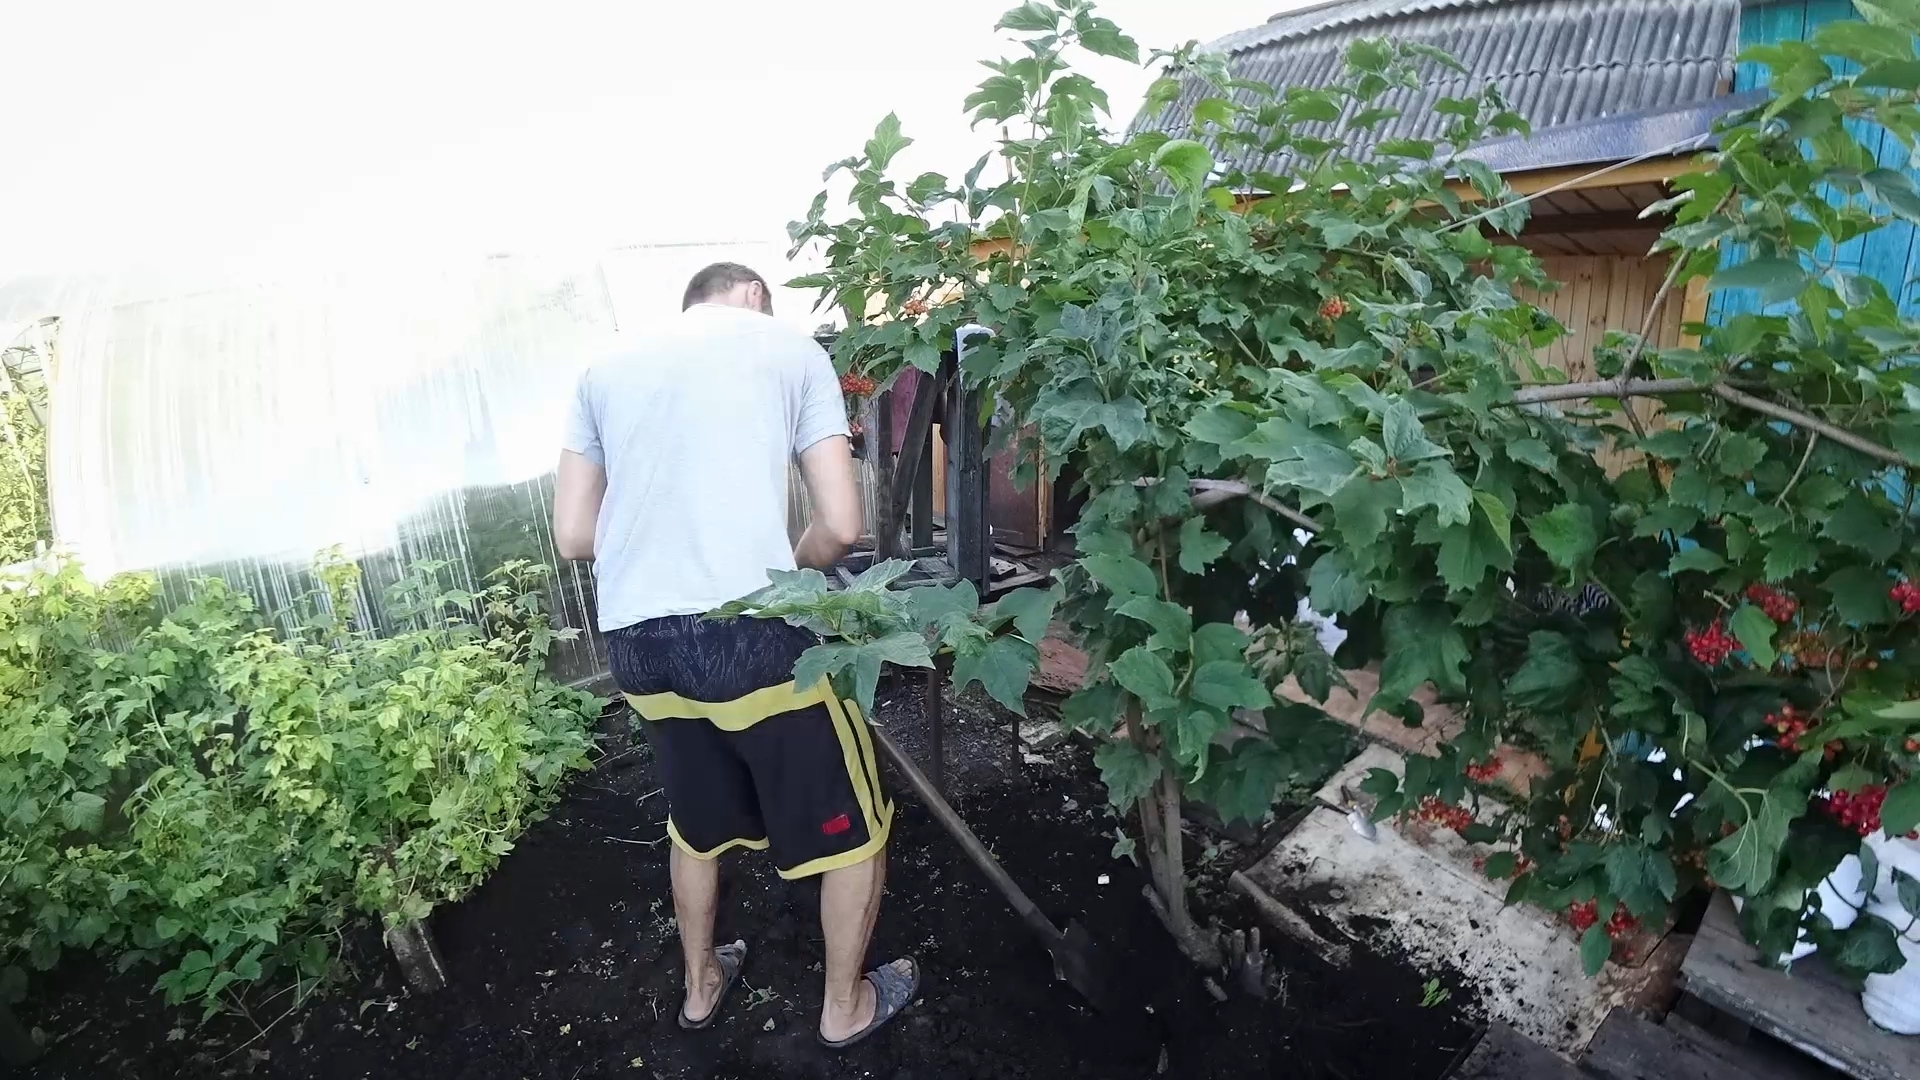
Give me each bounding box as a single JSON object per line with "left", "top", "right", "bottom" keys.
{"left": 1527, "top": 503, "right": 1598, "bottom": 580}
{"left": 1307, "top": 551, "right": 1367, "bottom": 614}
{"left": 1093, "top": 741, "right": 1161, "bottom": 811}
{"left": 1060, "top": 681, "right": 1124, "bottom": 735}
{"left": 1115, "top": 596, "right": 1192, "bottom": 646}
{"left": 988, "top": 585, "right": 1061, "bottom": 642}
{"left": 1401, "top": 461, "right": 1473, "bottom": 527}
{"left": 1882, "top": 778, "right": 1920, "bottom": 837}
{"left": 1080, "top": 552, "right": 1158, "bottom": 600}
{"left": 1382, "top": 401, "right": 1449, "bottom": 464}
{"left": 1186, "top": 405, "right": 1256, "bottom": 446}
{"left": 1728, "top": 605, "right": 1778, "bottom": 670}
{"left": 1177, "top": 516, "right": 1231, "bottom": 573}
{"left": 1822, "top": 492, "right": 1901, "bottom": 561}
{"left": 1709, "top": 257, "right": 1810, "bottom": 305}
{"left": 1375, "top": 603, "right": 1469, "bottom": 705}
{"left": 1707, "top": 785, "right": 1806, "bottom": 895}
{"left": 1110, "top": 646, "right": 1178, "bottom": 712}
{"left": 864, "top": 113, "right": 914, "bottom": 173}
{"left": 1506, "top": 631, "right": 1582, "bottom": 711}
{"left": 1153, "top": 139, "right": 1215, "bottom": 192}
{"left": 951, "top": 635, "right": 1039, "bottom": 715}
{"left": 1580, "top": 925, "right": 1613, "bottom": 977}
{"left": 1191, "top": 660, "right": 1273, "bottom": 712}
{"left": 996, "top": 2, "right": 1057, "bottom": 32}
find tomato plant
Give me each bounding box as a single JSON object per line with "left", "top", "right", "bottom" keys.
{"left": 790, "top": 0, "right": 1920, "bottom": 974}
{"left": 0, "top": 552, "right": 599, "bottom": 1016}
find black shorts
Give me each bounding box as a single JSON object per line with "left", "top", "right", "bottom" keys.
{"left": 608, "top": 614, "right": 892, "bottom": 879}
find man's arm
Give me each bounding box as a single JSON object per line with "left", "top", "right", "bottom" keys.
{"left": 553, "top": 450, "right": 607, "bottom": 561}
{"left": 793, "top": 435, "right": 862, "bottom": 570}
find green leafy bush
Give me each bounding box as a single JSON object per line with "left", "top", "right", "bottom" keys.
{"left": 791, "top": 0, "right": 1920, "bottom": 973}
{"left": 0, "top": 552, "right": 599, "bottom": 1015}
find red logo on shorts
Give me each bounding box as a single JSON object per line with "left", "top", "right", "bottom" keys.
{"left": 821, "top": 814, "right": 852, "bottom": 836}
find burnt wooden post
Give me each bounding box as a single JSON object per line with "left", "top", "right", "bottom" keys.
{"left": 386, "top": 919, "right": 449, "bottom": 994}
{"left": 1, "top": 1001, "right": 40, "bottom": 1067}
{"left": 947, "top": 337, "right": 992, "bottom": 589}
{"left": 881, "top": 362, "right": 952, "bottom": 560}
{"left": 872, "top": 386, "right": 900, "bottom": 558}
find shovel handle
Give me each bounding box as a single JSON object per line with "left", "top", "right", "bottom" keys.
{"left": 871, "top": 725, "right": 1062, "bottom": 941}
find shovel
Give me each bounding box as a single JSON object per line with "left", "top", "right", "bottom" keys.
{"left": 871, "top": 725, "right": 1118, "bottom": 1011}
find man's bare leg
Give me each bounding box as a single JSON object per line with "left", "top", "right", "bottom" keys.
{"left": 672, "top": 845, "right": 726, "bottom": 1022}
{"left": 818, "top": 849, "right": 906, "bottom": 1042}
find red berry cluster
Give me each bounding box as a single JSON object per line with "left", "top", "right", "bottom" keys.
{"left": 1464, "top": 756, "right": 1503, "bottom": 783}
{"left": 1567, "top": 900, "right": 1640, "bottom": 938}
{"left": 839, "top": 372, "right": 877, "bottom": 397}
{"left": 1685, "top": 622, "right": 1739, "bottom": 666}
{"left": 1823, "top": 786, "right": 1887, "bottom": 837}
{"left": 1765, "top": 705, "right": 1811, "bottom": 752}
{"left": 1893, "top": 579, "right": 1920, "bottom": 615}
{"left": 1567, "top": 900, "right": 1599, "bottom": 934}
{"left": 1744, "top": 583, "right": 1798, "bottom": 623}
{"left": 900, "top": 298, "right": 929, "bottom": 317}
{"left": 1318, "top": 296, "right": 1347, "bottom": 320}
{"left": 1605, "top": 907, "right": 1640, "bottom": 939}
{"left": 1411, "top": 796, "right": 1474, "bottom": 834}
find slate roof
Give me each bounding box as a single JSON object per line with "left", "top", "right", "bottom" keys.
{"left": 1133, "top": 0, "right": 1741, "bottom": 175}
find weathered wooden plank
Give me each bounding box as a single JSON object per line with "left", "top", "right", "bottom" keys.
{"left": 1681, "top": 892, "right": 1920, "bottom": 1080}
{"left": 1582, "top": 1006, "right": 1832, "bottom": 1080}
{"left": 1662, "top": 1010, "right": 1845, "bottom": 1080}
{"left": 1450, "top": 1022, "right": 1585, "bottom": 1080}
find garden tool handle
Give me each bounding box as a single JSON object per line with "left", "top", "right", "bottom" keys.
{"left": 871, "top": 725, "right": 1063, "bottom": 941}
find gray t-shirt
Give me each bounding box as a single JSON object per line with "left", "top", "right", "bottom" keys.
{"left": 562, "top": 304, "right": 848, "bottom": 631}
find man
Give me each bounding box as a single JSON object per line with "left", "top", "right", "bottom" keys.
{"left": 552, "top": 263, "right": 918, "bottom": 1047}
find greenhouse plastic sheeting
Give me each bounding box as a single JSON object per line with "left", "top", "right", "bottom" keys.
{"left": 0, "top": 243, "right": 859, "bottom": 687}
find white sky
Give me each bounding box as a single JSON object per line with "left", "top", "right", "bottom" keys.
{"left": 0, "top": 1, "right": 1300, "bottom": 284}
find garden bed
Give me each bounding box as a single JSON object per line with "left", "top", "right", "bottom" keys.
{"left": 15, "top": 681, "right": 1477, "bottom": 1080}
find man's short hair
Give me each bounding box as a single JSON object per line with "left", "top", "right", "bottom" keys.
{"left": 682, "top": 262, "right": 769, "bottom": 310}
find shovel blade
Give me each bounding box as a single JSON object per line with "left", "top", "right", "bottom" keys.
{"left": 1047, "top": 920, "right": 1120, "bottom": 1012}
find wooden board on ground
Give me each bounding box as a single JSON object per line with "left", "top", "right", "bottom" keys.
{"left": 1582, "top": 1006, "right": 1838, "bottom": 1080}
{"left": 1249, "top": 744, "right": 1669, "bottom": 1056}
{"left": 1449, "top": 1022, "right": 1586, "bottom": 1079}
{"left": 1681, "top": 891, "right": 1920, "bottom": 1080}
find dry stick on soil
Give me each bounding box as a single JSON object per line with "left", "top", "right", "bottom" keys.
{"left": 1228, "top": 870, "right": 1353, "bottom": 969}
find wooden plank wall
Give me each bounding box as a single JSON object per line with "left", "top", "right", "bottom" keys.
{"left": 1512, "top": 253, "right": 1688, "bottom": 472}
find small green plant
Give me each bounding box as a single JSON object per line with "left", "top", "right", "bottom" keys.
{"left": 1420, "top": 978, "right": 1450, "bottom": 1009}
{"left": 714, "top": 558, "right": 1057, "bottom": 717}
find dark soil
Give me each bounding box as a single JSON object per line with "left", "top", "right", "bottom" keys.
{"left": 15, "top": 679, "right": 1479, "bottom": 1080}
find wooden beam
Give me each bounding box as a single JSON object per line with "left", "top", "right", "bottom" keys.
{"left": 1679, "top": 273, "right": 1710, "bottom": 348}
{"left": 1447, "top": 155, "right": 1695, "bottom": 203}
{"left": 1524, "top": 210, "right": 1672, "bottom": 236}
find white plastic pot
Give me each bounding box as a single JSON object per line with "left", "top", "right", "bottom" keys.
{"left": 1860, "top": 831, "right": 1920, "bottom": 1035}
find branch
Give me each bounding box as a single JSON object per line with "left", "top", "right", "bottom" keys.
{"left": 1710, "top": 383, "right": 1909, "bottom": 468}
{"left": 1187, "top": 479, "right": 1324, "bottom": 534}
{"left": 1502, "top": 379, "right": 1910, "bottom": 467}
{"left": 1507, "top": 378, "right": 1700, "bottom": 406}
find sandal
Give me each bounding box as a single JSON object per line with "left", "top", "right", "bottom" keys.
{"left": 819, "top": 956, "right": 920, "bottom": 1049}
{"left": 678, "top": 939, "right": 748, "bottom": 1030}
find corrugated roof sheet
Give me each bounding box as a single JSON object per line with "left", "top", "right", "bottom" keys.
{"left": 1134, "top": 0, "right": 1741, "bottom": 175}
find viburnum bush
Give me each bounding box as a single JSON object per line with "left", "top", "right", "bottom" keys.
{"left": 0, "top": 553, "right": 599, "bottom": 1016}
{"left": 788, "top": 0, "right": 1920, "bottom": 976}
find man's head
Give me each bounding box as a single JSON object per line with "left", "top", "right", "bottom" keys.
{"left": 683, "top": 262, "right": 772, "bottom": 315}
